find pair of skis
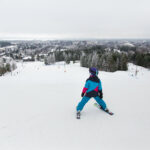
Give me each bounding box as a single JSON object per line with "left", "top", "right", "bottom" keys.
{"left": 94, "top": 103, "right": 114, "bottom": 115}
{"left": 76, "top": 103, "right": 114, "bottom": 119}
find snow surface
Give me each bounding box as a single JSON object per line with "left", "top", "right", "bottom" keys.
{"left": 0, "top": 61, "right": 150, "bottom": 150}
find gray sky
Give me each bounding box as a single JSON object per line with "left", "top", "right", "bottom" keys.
{"left": 0, "top": 0, "right": 150, "bottom": 40}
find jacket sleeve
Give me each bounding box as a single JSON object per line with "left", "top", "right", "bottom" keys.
{"left": 98, "top": 80, "right": 102, "bottom": 91}
{"left": 82, "top": 80, "right": 89, "bottom": 93}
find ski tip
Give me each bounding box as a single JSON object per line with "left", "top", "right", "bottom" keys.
{"left": 109, "top": 112, "right": 114, "bottom": 115}
{"left": 94, "top": 103, "right": 114, "bottom": 116}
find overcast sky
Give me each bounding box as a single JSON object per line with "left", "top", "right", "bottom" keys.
{"left": 0, "top": 0, "right": 150, "bottom": 40}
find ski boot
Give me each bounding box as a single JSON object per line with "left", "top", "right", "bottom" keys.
{"left": 76, "top": 111, "right": 81, "bottom": 119}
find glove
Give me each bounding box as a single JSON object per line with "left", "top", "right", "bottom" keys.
{"left": 81, "top": 92, "right": 84, "bottom": 97}
{"left": 98, "top": 90, "right": 103, "bottom": 99}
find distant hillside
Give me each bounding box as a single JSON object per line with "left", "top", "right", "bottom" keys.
{"left": 0, "top": 41, "right": 11, "bottom": 47}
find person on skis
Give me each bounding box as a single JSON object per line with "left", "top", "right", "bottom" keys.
{"left": 76, "top": 67, "right": 109, "bottom": 118}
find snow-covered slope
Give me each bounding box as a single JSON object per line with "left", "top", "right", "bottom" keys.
{"left": 0, "top": 61, "right": 150, "bottom": 150}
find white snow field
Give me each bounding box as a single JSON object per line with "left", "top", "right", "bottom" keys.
{"left": 0, "top": 61, "right": 150, "bottom": 150}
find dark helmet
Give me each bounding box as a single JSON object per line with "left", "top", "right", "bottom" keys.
{"left": 89, "top": 67, "right": 98, "bottom": 76}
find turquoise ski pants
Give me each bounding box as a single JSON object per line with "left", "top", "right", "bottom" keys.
{"left": 76, "top": 96, "right": 106, "bottom": 111}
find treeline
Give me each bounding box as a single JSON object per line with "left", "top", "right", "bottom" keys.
{"left": 80, "top": 51, "right": 128, "bottom": 72}
{"left": 0, "top": 64, "right": 11, "bottom": 76}
{"left": 0, "top": 63, "right": 17, "bottom": 76}
{"left": 44, "top": 50, "right": 80, "bottom": 65}
{"left": 0, "top": 41, "right": 11, "bottom": 47}
{"left": 119, "top": 45, "right": 136, "bottom": 52}
{"left": 0, "top": 58, "right": 17, "bottom": 76}
{"left": 43, "top": 45, "right": 150, "bottom": 71}
{"left": 44, "top": 46, "right": 128, "bottom": 72}
{"left": 129, "top": 52, "right": 150, "bottom": 68}
{"left": 79, "top": 46, "right": 128, "bottom": 71}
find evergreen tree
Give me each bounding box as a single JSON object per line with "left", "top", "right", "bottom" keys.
{"left": 5, "top": 63, "right": 11, "bottom": 72}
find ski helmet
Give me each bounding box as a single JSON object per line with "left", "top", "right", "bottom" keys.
{"left": 89, "top": 67, "right": 98, "bottom": 76}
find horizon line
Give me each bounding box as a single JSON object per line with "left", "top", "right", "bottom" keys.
{"left": 0, "top": 37, "right": 150, "bottom": 41}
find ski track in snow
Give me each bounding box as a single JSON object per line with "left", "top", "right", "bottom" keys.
{"left": 0, "top": 61, "right": 150, "bottom": 150}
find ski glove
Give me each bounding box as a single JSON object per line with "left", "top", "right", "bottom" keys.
{"left": 81, "top": 92, "right": 84, "bottom": 97}
{"left": 98, "top": 90, "right": 103, "bottom": 99}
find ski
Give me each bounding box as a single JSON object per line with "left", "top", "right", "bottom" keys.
{"left": 94, "top": 103, "right": 114, "bottom": 115}
{"left": 76, "top": 111, "right": 81, "bottom": 119}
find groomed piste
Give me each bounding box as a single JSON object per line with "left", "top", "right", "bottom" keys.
{"left": 0, "top": 61, "right": 150, "bottom": 150}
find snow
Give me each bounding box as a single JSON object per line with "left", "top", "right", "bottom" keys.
{"left": 0, "top": 61, "right": 150, "bottom": 150}
{"left": 123, "top": 42, "right": 135, "bottom": 47}
{"left": 23, "top": 56, "right": 32, "bottom": 60}
{"left": 113, "top": 49, "right": 121, "bottom": 53}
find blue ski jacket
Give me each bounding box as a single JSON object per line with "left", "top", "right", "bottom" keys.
{"left": 82, "top": 75, "right": 102, "bottom": 98}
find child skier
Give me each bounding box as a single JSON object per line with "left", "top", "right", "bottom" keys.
{"left": 76, "top": 67, "right": 110, "bottom": 119}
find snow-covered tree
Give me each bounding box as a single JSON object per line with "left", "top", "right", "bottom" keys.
{"left": 44, "top": 53, "right": 55, "bottom": 65}
{"left": 0, "top": 57, "right": 17, "bottom": 76}
{"left": 91, "top": 52, "right": 99, "bottom": 68}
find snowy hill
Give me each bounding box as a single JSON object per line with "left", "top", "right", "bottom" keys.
{"left": 0, "top": 61, "right": 150, "bottom": 150}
